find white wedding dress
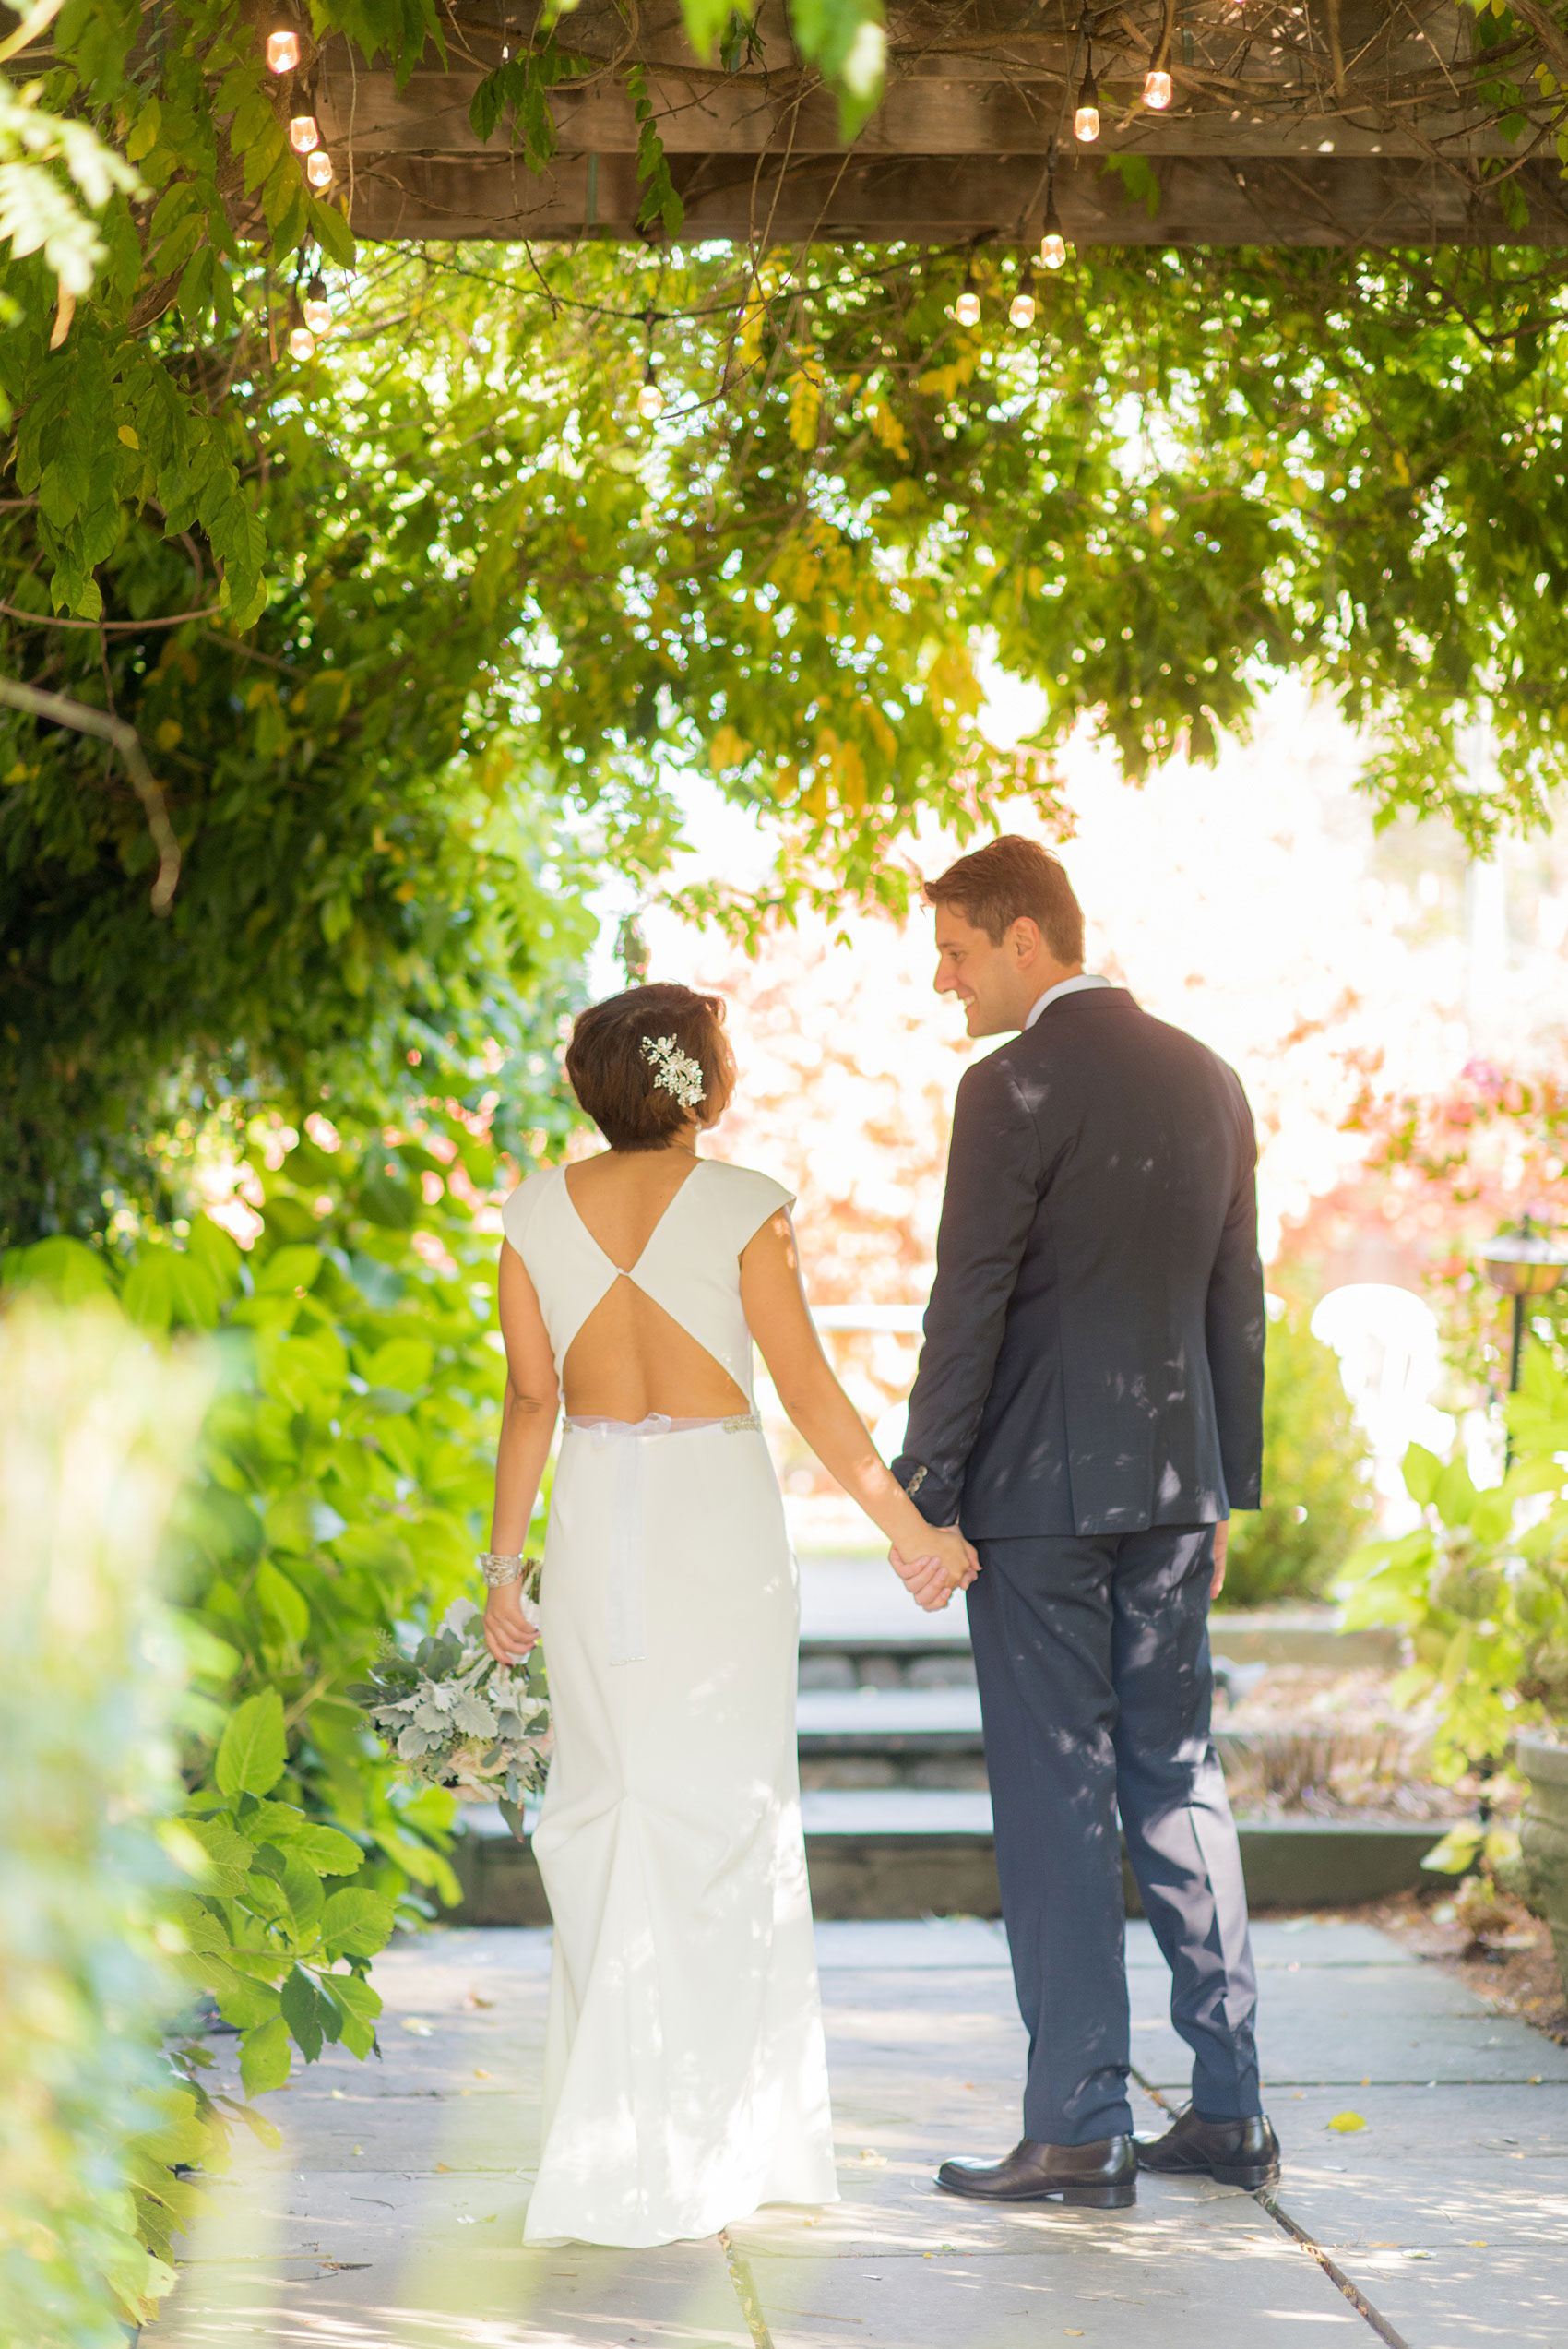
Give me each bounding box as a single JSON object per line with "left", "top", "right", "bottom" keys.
{"left": 499, "top": 1157, "right": 839, "bottom": 2248}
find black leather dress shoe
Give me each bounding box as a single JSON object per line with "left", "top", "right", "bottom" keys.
{"left": 1136, "top": 2105, "right": 1280, "bottom": 2189}
{"left": 936, "top": 2135, "right": 1136, "bottom": 2209}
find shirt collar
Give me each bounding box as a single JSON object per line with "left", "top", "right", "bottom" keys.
{"left": 1023, "top": 972, "right": 1113, "bottom": 1031}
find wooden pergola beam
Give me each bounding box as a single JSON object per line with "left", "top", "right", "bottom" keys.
{"left": 342, "top": 151, "right": 1568, "bottom": 247}
{"left": 307, "top": 0, "right": 1568, "bottom": 247}
{"left": 320, "top": 67, "right": 1541, "bottom": 162}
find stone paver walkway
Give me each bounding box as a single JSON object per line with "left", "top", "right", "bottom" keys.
{"left": 145, "top": 1916, "right": 1568, "bottom": 2349}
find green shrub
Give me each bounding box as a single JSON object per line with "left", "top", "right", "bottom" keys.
{"left": 1221, "top": 1295, "right": 1376, "bottom": 1610}
{"left": 0, "top": 1304, "right": 208, "bottom": 2342}
{"left": 1, "top": 1109, "right": 557, "bottom": 2314}
{"left": 1338, "top": 1344, "right": 1568, "bottom": 1780}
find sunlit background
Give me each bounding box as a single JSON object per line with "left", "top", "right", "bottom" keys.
{"left": 596, "top": 680, "right": 1568, "bottom": 1541}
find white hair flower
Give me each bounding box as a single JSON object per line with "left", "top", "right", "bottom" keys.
{"left": 641, "top": 1031, "right": 707, "bottom": 1110}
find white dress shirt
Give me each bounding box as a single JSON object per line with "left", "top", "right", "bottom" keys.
{"left": 1023, "top": 972, "right": 1113, "bottom": 1030}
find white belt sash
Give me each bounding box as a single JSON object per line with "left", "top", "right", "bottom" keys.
{"left": 564, "top": 1412, "right": 761, "bottom": 1668}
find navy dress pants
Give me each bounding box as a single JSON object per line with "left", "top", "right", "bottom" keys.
{"left": 968, "top": 1526, "right": 1261, "bottom": 2145}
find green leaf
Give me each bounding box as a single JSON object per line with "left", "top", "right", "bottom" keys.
{"left": 1420, "top": 1822, "right": 1484, "bottom": 1875}
{"left": 3, "top": 1236, "right": 115, "bottom": 1303}
{"left": 274, "top": 1821, "right": 363, "bottom": 1877}
{"left": 123, "top": 1247, "right": 220, "bottom": 1332}
{"left": 279, "top": 1964, "right": 325, "bottom": 2062}
{"left": 238, "top": 2012, "right": 292, "bottom": 2096}
{"left": 1435, "top": 1458, "right": 1479, "bottom": 1528}
{"left": 220, "top": 2097, "right": 285, "bottom": 2150}
{"left": 1401, "top": 1443, "right": 1443, "bottom": 1507}
{"left": 183, "top": 1816, "right": 257, "bottom": 1896}
{"left": 256, "top": 1559, "right": 311, "bottom": 1646}
{"left": 187, "top": 1214, "right": 244, "bottom": 1300}
{"left": 214, "top": 1973, "right": 282, "bottom": 2033}
{"left": 361, "top": 1337, "right": 434, "bottom": 1391}
{"left": 215, "top": 1689, "right": 288, "bottom": 1801}
{"left": 319, "top": 1887, "right": 397, "bottom": 1961}
{"left": 281, "top": 1853, "right": 326, "bottom": 1938}
{"left": 254, "top": 1244, "right": 326, "bottom": 1295}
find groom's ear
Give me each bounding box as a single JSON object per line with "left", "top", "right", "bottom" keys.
{"left": 1008, "top": 915, "right": 1044, "bottom": 964}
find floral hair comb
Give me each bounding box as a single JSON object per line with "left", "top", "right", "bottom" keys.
{"left": 641, "top": 1031, "right": 707, "bottom": 1110}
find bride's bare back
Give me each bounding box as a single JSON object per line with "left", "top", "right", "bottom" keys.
{"left": 559, "top": 1151, "right": 751, "bottom": 1420}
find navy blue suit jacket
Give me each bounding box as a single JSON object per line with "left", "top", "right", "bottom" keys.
{"left": 891, "top": 986, "right": 1265, "bottom": 1539}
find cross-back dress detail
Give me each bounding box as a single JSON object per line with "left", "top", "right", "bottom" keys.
{"left": 502, "top": 1157, "right": 790, "bottom": 1408}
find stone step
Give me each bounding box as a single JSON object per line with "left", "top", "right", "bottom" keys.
{"left": 450, "top": 1793, "right": 1443, "bottom": 1926}
{"left": 797, "top": 1686, "right": 986, "bottom": 1752}
{"left": 798, "top": 1557, "right": 1403, "bottom": 1674}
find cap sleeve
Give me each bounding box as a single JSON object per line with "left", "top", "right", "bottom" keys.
{"left": 500, "top": 1166, "right": 553, "bottom": 1260}
{"left": 720, "top": 1163, "right": 797, "bottom": 1255}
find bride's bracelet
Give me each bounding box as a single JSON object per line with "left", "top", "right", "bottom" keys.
{"left": 478, "top": 1551, "right": 526, "bottom": 1590}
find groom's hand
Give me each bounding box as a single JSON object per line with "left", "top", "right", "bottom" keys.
{"left": 889, "top": 1526, "right": 980, "bottom": 1613}
{"left": 1211, "top": 1519, "right": 1229, "bottom": 1601}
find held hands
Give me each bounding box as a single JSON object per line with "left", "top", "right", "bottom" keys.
{"left": 483, "top": 1581, "right": 540, "bottom": 1669}
{"left": 888, "top": 1523, "right": 980, "bottom": 1614}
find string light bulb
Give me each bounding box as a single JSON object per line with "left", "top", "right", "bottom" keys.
{"left": 637, "top": 360, "right": 664, "bottom": 421}
{"left": 289, "top": 113, "right": 320, "bottom": 154}
{"left": 955, "top": 267, "right": 981, "bottom": 328}
{"left": 1009, "top": 268, "right": 1037, "bottom": 330}
{"left": 267, "top": 27, "right": 301, "bottom": 72}
{"left": 303, "top": 275, "right": 331, "bottom": 336}
{"left": 305, "top": 149, "right": 333, "bottom": 188}
{"left": 1073, "top": 59, "right": 1100, "bottom": 143}
{"left": 1144, "top": 66, "right": 1172, "bottom": 108}
{"left": 288, "top": 325, "right": 315, "bottom": 362}
{"left": 1039, "top": 183, "right": 1067, "bottom": 270}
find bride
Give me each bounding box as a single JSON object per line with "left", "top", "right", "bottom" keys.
{"left": 481, "top": 980, "right": 977, "bottom": 2248}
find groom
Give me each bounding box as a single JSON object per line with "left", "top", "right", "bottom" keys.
{"left": 890, "top": 835, "right": 1278, "bottom": 2208}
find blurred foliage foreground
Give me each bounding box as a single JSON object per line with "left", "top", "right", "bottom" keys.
{"left": 1, "top": 1110, "right": 521, "bottom": 2337}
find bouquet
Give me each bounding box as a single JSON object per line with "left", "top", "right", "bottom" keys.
{"left": 354, "top": 1587, "right": 552, "bottom": 1835}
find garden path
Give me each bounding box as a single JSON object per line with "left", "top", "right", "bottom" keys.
{"left": 143, "top": 1914, "right": 1568, "bottom": 2349}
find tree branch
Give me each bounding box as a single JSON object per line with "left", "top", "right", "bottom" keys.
{"left": 0, "top": 676, "right": 181, "bottom": 914}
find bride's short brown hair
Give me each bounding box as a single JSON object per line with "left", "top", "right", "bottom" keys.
{"left": 564, "top": 983, "right": 736, "bottom": 1152}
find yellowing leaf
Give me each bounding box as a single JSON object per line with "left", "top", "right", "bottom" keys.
{"left": 155, "top": 720, "right": 183, "bottom": 751}
{"left": 787, "top": 356, "right": 825, "bottom": 452}
{"left": 708, "top": 724, "right": 749, "bottom": 774}
{"left": 1327, "top": 2111, "right": 1367, "bottom": 2134}
{"left": 117, "top": 424, "right": 140, "bottom": 449}
{"left": 865, "top": 399, "right": 908, "bottom": 461}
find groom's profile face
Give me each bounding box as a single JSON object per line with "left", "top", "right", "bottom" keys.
{"left": 932, "top": 905, "right": 1046, "bottom": 1038}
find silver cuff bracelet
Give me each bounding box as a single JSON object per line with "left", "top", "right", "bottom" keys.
{"left": 479, "top": 1552, "right": 526, "bottom": 1589}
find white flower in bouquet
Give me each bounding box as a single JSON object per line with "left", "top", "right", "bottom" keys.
{"left": 351, "top": 1592, "right": 551, "bottom": 1835}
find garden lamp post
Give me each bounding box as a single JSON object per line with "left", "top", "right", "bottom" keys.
{"left": 1480, "top": 1217, "right": 1568, "bottom": 1460}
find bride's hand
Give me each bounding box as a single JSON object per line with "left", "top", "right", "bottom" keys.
{"left": 889, "top": 1526, "right": 980, "bottom": 1612}
{"left": 484, "top": 1582, "right": 540, "bottom": 1668}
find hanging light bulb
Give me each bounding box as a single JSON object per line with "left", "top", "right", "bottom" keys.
{"left": 290, "top": 113, "right": 320, "bottom": 154}
{"left": 1073, "top": 60, "right": 1100, "bottom": 143}
{"left": 1144, "top": 66, "right": 1172, "bottom": 108}
{"left": 303, "top": 275, "right": 331, "bottom": 337}
{"left": 1038, "top": 185, "right": 1067, "bottom": 270}
{"left": 267, "top": 26, "right": 301, "bottom": 73}
{"left": 637, "top": 361, "right": 664, "bottom": 421}
{"left": 288, "top": 324, "right": 315, "bottom": 362}
{"left": 305, "top": 149, "right": 333, "bottom": 188}
{"left": 955, "top": 267, "right": 981, "bottom": 328}
{"left": 1009, "top": 268, "right": 1037, "bottom": 330}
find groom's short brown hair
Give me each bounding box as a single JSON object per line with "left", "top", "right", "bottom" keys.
{"left": 925, "top": 836, "right": 1085, "bottom": 963}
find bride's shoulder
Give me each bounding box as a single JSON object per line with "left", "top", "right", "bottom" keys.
{"left": 499, "top": 1161, "right": 564, "bottom": 1250}
{"left": 697, "top": 1157, "right": 797, "bottom": 1242}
